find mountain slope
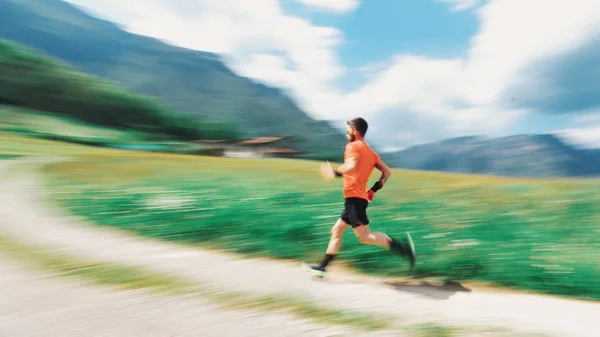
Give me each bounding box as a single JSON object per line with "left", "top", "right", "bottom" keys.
{"left": 381, "top": 134, "right": 600, "bottom": 178}
{"left": 0, "top": 38, "right": 242, "bottom": 141}
{"left": 0, "top": 0, "right": 346, "bottom": 158}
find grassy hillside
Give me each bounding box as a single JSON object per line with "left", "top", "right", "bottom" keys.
{"left": 0, "top": 105, "right": 145, "bottom": 143}
{"left": 4, "top": 133, "right": 594, "bottom": 301}
{"left": 0, "top": 0, "right": 346, "bottom": 160}
{"left": 0, "top": 38, "right": 238, "bottom": 141}
{"left": 1, "top": 105, "right": 230, "bottom": 157}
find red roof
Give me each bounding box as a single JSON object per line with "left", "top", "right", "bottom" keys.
{"left": 239, "top": 137, "right": 285, "bottom": 145}
{"left": 265, "top": 148, "right": 298, "bottom": 154}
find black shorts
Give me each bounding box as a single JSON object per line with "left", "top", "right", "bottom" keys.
{"left": 341, "top": 197, "right": 369, "bottom": 228}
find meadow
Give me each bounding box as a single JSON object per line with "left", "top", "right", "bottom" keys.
{"left": 0, "top": 105, "right": 216, "bottom": 155}
{"left": 0, "top": 105, "right": 147, "bottom": 146}
{"left": 3, "top": 132, "right": 600, "bottom": 301}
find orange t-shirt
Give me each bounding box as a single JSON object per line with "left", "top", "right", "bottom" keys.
{"left": 342, "top": 140, "right": 381, "bottom": 200}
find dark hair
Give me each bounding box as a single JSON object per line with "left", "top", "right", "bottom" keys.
{"left": 348, "top": 117, "right": 368, "bottom": 137}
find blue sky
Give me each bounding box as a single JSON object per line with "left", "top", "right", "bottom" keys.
{"left": 65, "top": 0, "right": 600, "bottom": 150}
{"left": 285, "top": 0, "right": 478, "bottom": 63}
{"left": 281, "top": 0, "right": 480, "bottom": 93}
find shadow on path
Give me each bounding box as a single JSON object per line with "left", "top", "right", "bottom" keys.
{"left": 385, "top": 280, "right": 472, "bottom": 300}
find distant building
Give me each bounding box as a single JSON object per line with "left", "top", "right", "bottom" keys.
{"left": 263, "top": 148, "right": 300, "bottom": 158}
{"left": 189, "top": 136, "right": 300, "bottom": 158}
{"left": 224, "top": 136, "right": 301, "bottom": 158}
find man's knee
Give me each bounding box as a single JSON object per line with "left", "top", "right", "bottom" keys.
{"left": 330, "top": 219, "right": 348, "bottom": 236}
{"left": 353, "top": 225, "right": 370, "bottom": 244}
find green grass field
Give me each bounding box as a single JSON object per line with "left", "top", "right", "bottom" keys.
{"left": 0, "top": 105, "right": 147, "bottom": 145}
{"left": 0, "top": 106, "right": 214, "bottom": 155}
{"left": 4, "top": 133, "right": 600, "bottom": 301}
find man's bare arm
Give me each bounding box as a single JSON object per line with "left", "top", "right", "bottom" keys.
{"left": 321, "top": 157, "right": 356, "bottom": 180}
{"left": 370, "top": 160, "right": 392, "bottom": 192}
{"left": 375, "top": 160, "right": 392, "bottom": 184}
{"left": 333, "top": 157, "right": 357, "bottom": 175}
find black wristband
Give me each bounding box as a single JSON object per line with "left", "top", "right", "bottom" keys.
{"left": 334, "top": 169, "right": 343, "bottom": 177}
{"left": 370, "top": 180, "right": 383, "bottom": 192}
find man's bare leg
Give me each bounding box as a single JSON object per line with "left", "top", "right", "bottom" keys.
{"left": 353, "top": 224, "right": 417, "bottom": 270}
{"left": 352, "top": 225, "right": 392, "bottom": 249}
{"left": 303, "top": 220, "right": 417, "bottom": 276}
{"left": 326, "top": 218, "right": 350, "bottom": 255}
{"left": 302, "top": 218, "right": 349, "bottom": 277}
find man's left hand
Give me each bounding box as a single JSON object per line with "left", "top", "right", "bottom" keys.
{"left": 366, "top": 189, "right": 375, "bottom": 202}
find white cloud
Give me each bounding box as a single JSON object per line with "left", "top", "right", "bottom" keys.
{"left": 293, "top": 0, "right": 360, "bottom": 14}
{"left": 438, "top": 0, "right": 481, "bottom": 11}
{"left": 62, "top": 0, "right": 600, "bottom": 149}
{"left": 555, "top": 126, "right": 600, "bottom": 149}
{"left": 554, "top": 111, "right": 600, "bottom": 149}
{"left": 325, "top": 0, "right": 600, "bottom": 146}
{"left": 462, "top": 0, "right": 600, "bottom": 106}
{"left": 64, "top": 0, "right": 347, "bottom": 114}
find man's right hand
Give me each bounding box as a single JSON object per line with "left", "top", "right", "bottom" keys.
{"left": 320, "top": 161, "right": 336, "bottom": 181}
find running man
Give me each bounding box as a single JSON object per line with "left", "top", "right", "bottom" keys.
{"left": 303, "top": 117, "right": 416, "bottom": 278}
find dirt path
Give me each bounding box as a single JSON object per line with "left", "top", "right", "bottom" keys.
{"left": 1, "top": 159, "right": 599, "bottom": 336}
{"left": 0, "top": 254, "right": 378, "bottom": 337}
